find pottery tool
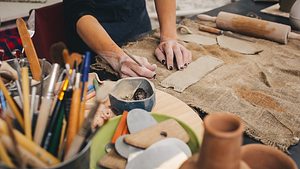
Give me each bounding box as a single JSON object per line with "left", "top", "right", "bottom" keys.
{"left": 64, "top": 101, "right": 100, "bottom": 160}
{"left": 65, "top": 73, "right": 81, "bottom": 153}
{"left": 198, "top": 24, "right": 254, "bottom": 42}
{"left": 42, "top": 78, "right": 68, "bottom": 151}
{"left": 124, "top": 49, "right": 143, "bottom": 67}
{"left": 126, "top": 109, "right": 157, "bottom": 134}
{"left": 111, "top": 111, "right": 129, "bottom": 144}
{"left": 126, "top": 138, "right": 191, "bottom": 169}
{"left": 98, "top": 149, "right": 127, "bottom": 169}
{"left": 0, "top": 134, "right": 48, "bottom": 168}
{"left": 124, "top": 119, "right": 190, "bottom": 149}
{"left": 0, "top": 139, "right": 15, "bottom": 168}
{"left": 176, "top": 25, "right": 217, "bottom": 45}
{"left": 21, "top": 67, "right": 32, "bottom": 140}
{"left": 115, "top": 134, "right": 143, "bottom": 159}
{"left": 197, "top": 11, "right": 300, "bottom": 44}
{"left": 0, "top": 118, "right": 60, "bottom": 166}
{"left": 64, "top": 51, "right": 83, "bottom": 68}
{"left": 30, "top": 86, "right": 37, "bottom": 123}
{"left": 78, "top": 51, "right": 91, "bottom": 128}
{"left": 16, "top": 18, "right": 41, "bottom": 80}
{"left": 34, "top": 63, "right": 60, "bottom": 145}
{"left": 0, "top": 61, "right": 18, "bottom": 80}
{"left": 0, "top": 79, "right": 24, "bottom": 129}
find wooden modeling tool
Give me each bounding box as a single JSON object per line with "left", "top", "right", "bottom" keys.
{"left": 0, "top": 139, "right": 15, "bottom": 168}
{"left": 0, "top": 118, "right": 60, "bottom": 166}
{"left": 64, "top": 51, "right": 83, "bottom": 68}
{"left": 21, "top": 67, "right": 32, "bottom": 140}
{"left": 197, "top": 11, "right": 300, "bottom": 44}
{"left": 0, "top": 79, "right": 24, "bottom": 129}
{"left": 65, "top": 73, "right": 81, "bottom": 153}
{"left": 124, "top": 119, "right": 190, "bottom": 149}
{"left": 126, "top": 109, "right": 157, "bottom": 133}
{"left": 34, "top": 64, "right": 60, "bottom": 145}
{"left": 111, "top": 111, "right": 129, "bottom": 144}
{"left": 98, "top": 149, "right": 127, "bottom": 169}
{"left": 0, "top": 134, "right": 48, "bottom": 168}
{"left": 198, "top": 24, "right": 254, "bottom": 42}
{"left": 115, "top": 134, "right": 142, "bottom": 159}
{"left": 16, "top": 18, "right": 41, "bottom": 80}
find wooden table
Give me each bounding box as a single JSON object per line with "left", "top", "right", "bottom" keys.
{"left": 152, "top": 90, "right": 204, "bottom": 142}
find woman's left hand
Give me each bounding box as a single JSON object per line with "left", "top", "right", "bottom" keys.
{"left": 155, "top": 40, "right": 192, "bottom": 70}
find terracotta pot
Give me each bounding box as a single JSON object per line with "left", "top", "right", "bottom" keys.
{"left": 180, "top": 113, "right": 249, "bottom": 169}
{"left": 241, "top": 144, "right": 298, "bottom": 169}
{"left": 279, "top": 0, "right": 296, "bottom": 12}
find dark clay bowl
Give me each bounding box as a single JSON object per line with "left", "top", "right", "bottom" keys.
{"left": 109, "top": 77, "right": 156, "bottom": 115}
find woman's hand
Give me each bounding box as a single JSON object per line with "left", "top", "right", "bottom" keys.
{"left": 100, "top": 51, "right": 157, "bottom": 79}
{"left": 155, "top": 40, "right": 192, "bottom": 70}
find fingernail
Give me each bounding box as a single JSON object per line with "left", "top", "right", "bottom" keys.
{"left": 180, "top": 66, "right": 184, "bottom": 70}
{"left": 152, "top": 74, "right": 156, "bottom": 79}
{"left": 184, "top": 63, "right": 188, "bottom": 67}
{"left": 169, "top": 66, "right": 173, "bottom": 70}
{"left": 161, "top": 60, "right": 166, "bottom": 65}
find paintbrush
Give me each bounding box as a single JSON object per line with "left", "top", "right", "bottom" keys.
{"left": 0, "top": 138, "right": 15, "bottom": 168}
{"left": 50, "top": 42, "right": 67, "bottom": 67}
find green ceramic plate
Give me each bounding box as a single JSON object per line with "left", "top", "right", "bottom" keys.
{"left": 90, "top": 113, "right": 200, "bottom": 169}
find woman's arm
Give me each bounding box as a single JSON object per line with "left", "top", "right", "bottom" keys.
{"left": 154, "top": 0, "right": 192, "bottom": 70}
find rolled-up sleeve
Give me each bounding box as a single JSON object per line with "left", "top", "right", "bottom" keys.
{"left": 63, "top": 0, "right": 96, "bottom": 31}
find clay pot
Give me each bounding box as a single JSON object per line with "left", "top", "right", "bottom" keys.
{"left": 279, "top": 0, "right": 296, "bottom": 12}
{"left": 180, "top": 112, "right": 249, "bottom": 169}
{"left": 241, "top": 144, "right": 298, "bottom": 169}
{"left": 290, "top": 0, "right": 300, "bottom": 30}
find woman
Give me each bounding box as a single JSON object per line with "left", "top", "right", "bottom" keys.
{"left": 63, "top": 0, "right": 192, "bottom": 78}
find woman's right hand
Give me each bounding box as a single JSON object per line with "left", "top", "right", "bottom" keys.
{"left": 99, "top": 51, "right": 157, "bottom": 79}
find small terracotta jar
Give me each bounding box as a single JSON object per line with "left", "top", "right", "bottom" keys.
{"left": 180, "top": 112, "right": 250, "bottom": 169}
{"left": 241, "top": 144, "right": 298, "bottom": 169}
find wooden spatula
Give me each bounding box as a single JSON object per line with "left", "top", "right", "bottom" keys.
{"left": 16, "top": 18, "right": 41, "bottom": 81}
{"left": 124, "top": 119, "right": 190, "bottom": 149}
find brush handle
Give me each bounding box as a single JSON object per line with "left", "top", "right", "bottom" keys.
{"left": 0, "top": 118, "right": 60, "bottom": 166}
{"left": 197, "top": 14, "right": 217, "bottom": 22}
{"left": 16, "top": 18, "right": 42, "bottom": 81}
{"left": 0, "top": 79, "right": 24, "bottom": 129}
{"left": 21, "top": 67, "right": 32, "bottom": 140}
{"left": 34, "top": 97, "right": 53, "bottom": 145}
{"left": 1, "top": 135, "right": 48, "bottom": 168}
{"left": 0, "top": 139, "right": 15, "bottom": 168}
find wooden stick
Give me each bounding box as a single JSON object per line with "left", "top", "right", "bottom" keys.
{"left": 16, "top": 18, "right": 41, "bottom": 81}
{"left": 0, "top": 118, "right": 60, "bottom": 166}
{"left": 65, "top": 87, "right": 81, "bottom": 153}
{"left": 111, "top": 111, "right": 128, "bottom": 144}
{"left": 0, "top": 134, "right": 49, "bottom": 168}
{"left": 0, "top": 79, "right": 24, "bottom": 129}
{"left": 0, "top": 139, "right": 15, "bottom": 168}
{"left": 21, "top": 67, "right": 32, "bottom": 140}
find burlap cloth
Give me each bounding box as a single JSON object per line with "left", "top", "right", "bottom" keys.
{"left": 93, "top": 19, "right": 300, "bottom": 151}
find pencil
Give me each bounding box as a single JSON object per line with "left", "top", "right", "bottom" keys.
{"left": 0, "top": 79, "right": 24, "bottom": 129}
{"left": 21, "top": 67, "right": 32, "bottom": 140}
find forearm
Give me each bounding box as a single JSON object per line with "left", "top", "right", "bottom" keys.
{"left": 76, "top": 15, "right": 123, "bottom": 69}
{"left": 154, "top": 0, "right": 177, "bottom": 41}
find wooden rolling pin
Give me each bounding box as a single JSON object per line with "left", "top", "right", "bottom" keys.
{"left": 197, "top": 11, "right": 300, "bottom": 44}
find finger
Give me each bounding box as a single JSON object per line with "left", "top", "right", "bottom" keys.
{"left": 154, "top": 47, "right": 166, "bottom": 65}
{"left": 180, "top": 46, "right": 192, "bottom": 67}
{"left": 139, "top": 57, "right": 157, "bottom": 71}
{"left": 120, "top": 73, "right": 130, "bottom": 78}
{"left": 173, "top": 45, "right": 184, "bottom": 70}
{"left": 120, "top": 62, "right": 139, "bottom": 77}
{"left": 163, "top": 43, "right": 174, "bottom": 70}
{"left": 124, "top": 61, "right": 156, "bottom": 79}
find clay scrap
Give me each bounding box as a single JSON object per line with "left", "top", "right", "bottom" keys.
{"left": 217, "top": 35, "right": 263, "bottom": 55}
{"left": 160, "top": 56, "right": 224, "bottom": 92}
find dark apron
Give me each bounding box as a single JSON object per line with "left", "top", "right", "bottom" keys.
{"left": 67, "top": 0, "right": 151, "bottom": 54}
